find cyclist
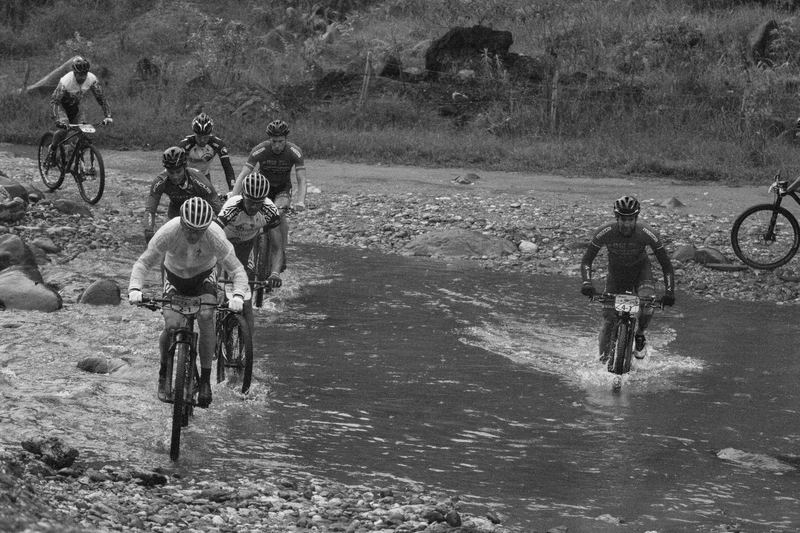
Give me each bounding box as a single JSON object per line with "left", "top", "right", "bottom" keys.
{"left": 128, "top": 197, "right": 249, "bottom": 408}
{"left": 144, "top": 146, "right": 223, "bottom": 243}
{"left": 177, "top": 113, "right": 236, "bottom": 192}
{"left": 231, "top": 119, "right": 307, "bottom": 271}
{"left": 47, "top": 56, "right": 113, "bottom": 166}
{"left": 216, "top": 171, "right": 283, "bottom": 333}
{"left": 580, "top": 195, "right": 676, "bottom": 361}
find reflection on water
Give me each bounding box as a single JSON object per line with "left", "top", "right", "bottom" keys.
{"left": 3, "top": 243, "right": 800, "bottom": 531}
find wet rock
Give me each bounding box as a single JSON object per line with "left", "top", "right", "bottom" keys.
{"left": 0, "top": 197, "right": 26, "bottom": 222}
{"left": 422, "top": 508, "right": 445, "bottom": 522}
{"left": 78, "top": 278, "right": 121, "bottom": 305}
{"left": 672, "top": 243, "right": 696, "bottom": 262}
{"left": 76, "top": 357, "right": 128, "bottom": 374}
{"left": 52, "top": 199, "right": 93, "bottom": 218}
{"left": 0, "top": 234, "right": 39, "bottom": 270}
{"left": 403, "top": 229, "right": 517, "bottom": 258}
{"left": 694, "top": 246, "right": 729, "bottom": 265}
{"left": 665, "top": 196, "right": 685, "bottom": 208}
{"left": 21, "top": 437, "right": 78, "bottom": 469}
{"left": 29, "top": 237, "right": 60, "bottom": 254}
{"left": 445, "top": 509, "right": 462, "bottom": 527}
{"left": 131, "top": 469, "right": 168, "bottom": 486}
{"left": 0, "top": 265, "right": 62, "bottom": 311}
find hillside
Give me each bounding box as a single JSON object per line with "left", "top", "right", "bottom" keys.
{"left": 2, "top": 0, "right": 800, "bottom": 182}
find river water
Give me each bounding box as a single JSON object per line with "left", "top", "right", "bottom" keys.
{"left": 2, "top": 243, "right": 800, "bottom": 532}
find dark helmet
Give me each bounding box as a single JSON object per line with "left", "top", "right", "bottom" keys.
{"left": 192, "top": 113, "right": 214, "bottom": 135}
{"left": 614, "top": 195, "right": 640, "bottom": 216}
{"left": 242, "top": 171, "right": 270, "bottom": 200}
{"left": 72, "top": 56, "right": 90, "bottom": 74}
{"left": 162, "top": 146, "right": 187, "bottom": 169}
{"left": 266, "top": 119, "right": 290, "bottom": 137}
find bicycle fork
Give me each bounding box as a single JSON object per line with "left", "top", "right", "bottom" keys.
{"left": 165, "top": 328, "right": 199, "bottom": 403}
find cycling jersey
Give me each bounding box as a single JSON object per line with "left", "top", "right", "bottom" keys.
{"left": 216, "top": 195, "right": 281, "bottom": 243}
{"left": 146, "top": 168, "right": 222, "bottom": 219}
{"left": 50, "top": 71, "right": 110, "bottom": 123}
{"left": 581, "top": 221, "right": 675, "bottom": 293}
{"left": 244, "top": 141, "right": 305, "bottom": 197}
{"left": 129, "top": 217, "right": 249, "bottom": 299}
{"left": 177, "top": 134, "right": 235, "bottom": 189}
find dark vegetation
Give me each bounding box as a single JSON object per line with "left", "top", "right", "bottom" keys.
{"left": 2, "top": 0, "right": 800, "bottom": 182}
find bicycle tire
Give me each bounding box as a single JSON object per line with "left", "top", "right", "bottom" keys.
{"left": 215, "top": 311, "right": 228, "bottom": 384}
{"left": 75, "top": 145, "right": 105, "bottom": 204}
{"left": 37, "top": 132, "right": 65, "bottom": 190}
{"left": 252, "top": 231, "right": 271, "bottom": 307}
{"left": 170, "top": 341, "right": 191, "bottom": 461}
{"left": 216, "top": 313, "right": 254, "bottom": 393}
{"left": 731, "top": 204, "right": 800, "bottom": 269}
{"left": 608, "top": 320, "right": 629, "bottom": 375}
{"left": 236, "top": 313, "right": 254, "bottom": 393}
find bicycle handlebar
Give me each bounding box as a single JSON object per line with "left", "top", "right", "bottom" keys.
{"left": 590, "top": 293, "right": 664, "bottom": 309}
{"left": 133, "top": 296, "right": 239, "bottom": 314}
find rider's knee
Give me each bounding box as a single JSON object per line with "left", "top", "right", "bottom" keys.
{"left": 637, "top": 281, "right": 656, "bottom": 298}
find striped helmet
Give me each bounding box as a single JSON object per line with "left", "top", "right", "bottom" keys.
{"left": 180, "top": 197, "right": 214, "bottom": 230}
{"left": 162, "top": 146, "right": 187, "bottom": 169}
{"left": 72, "top": 56, "right": 90, "bottom": 74}
{"left": 242, "top": 171, "right": 270, "bottom": 200}
{"left": 614, "top": 195, "right": 640, "bottom": 216}
{"left": 192, "top": 113, "right": 214, "bottom": 135}
{"left": 266, "top": 119, "right": 289, "bottom": 137}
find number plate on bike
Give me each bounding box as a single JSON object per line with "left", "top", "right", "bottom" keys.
{"left": 614, "top": 294, "right": 640, "bottom": 313}
{"left": 78, "top": 124, "right": 96, "bottom": 134}
{"left": 168, "top": 295, "right": 202, "bottom": 314}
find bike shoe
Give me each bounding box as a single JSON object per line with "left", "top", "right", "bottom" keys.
{"left": 157, "top": 376, "right": 169, "bottom": 402}
{"left": 197, "top": 381, "right": 212, "bottom": 408}
{"left": 635, "top": 334, "right": 646, "bottom": 353}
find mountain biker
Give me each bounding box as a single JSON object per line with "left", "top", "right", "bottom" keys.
{"left": 144, "top": 146, "right": 223, "bottom": 243}
{"left": 580, "top": 195, "right": 676, "bottom": 361}
{"left": 216, "top": 171, "right": 283, "bottom": 333}
{"left": 231, "top": 119, "right": 307, "bottom": 271}
{"left": 47, "top": 56, "right": 113, "bottom": 166}
{"left": 128, "top": 197, "right": 249, "bottom": 408}
{"left": 177, "top": 113, "right": 236, "bottom": 192}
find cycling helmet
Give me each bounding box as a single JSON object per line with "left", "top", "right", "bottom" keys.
{"left": 614, "top": 195, "right": 640, "bottom": 216}
{"left": 180, "top": 197, "right": 214, "bottom": 230}
{"left": 192, "top": 113, "right": 214, "bottom": 135}
{"left": 72, "top": 56, "right": 90, "bottom": 74}
{"left": 266, "top": 119, "right": 290, "bottom": 137}
{"left": 242, "top": 171, "right": 270, "bottom": 200}
{"left": 162, "top": 146, "right": 187, "bottom": 169}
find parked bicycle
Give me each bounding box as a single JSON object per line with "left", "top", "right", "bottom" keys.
{"left": 136, "top": 294, "right": 228, "bottom": 461}
{"left": 37, "top": 122, "right": 106, "bottom": 204}
{"left": 731, "top": 173, "right": 800, "bottom": 269}
{"left": 590, "top": 292, "right": 663, "bottom": 387}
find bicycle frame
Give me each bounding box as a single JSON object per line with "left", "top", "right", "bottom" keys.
{"left": 591, "top": 293, "right": 662, "bottom": 375}
{"left": 58, "top": 124, "right": 95, "bottom": 172}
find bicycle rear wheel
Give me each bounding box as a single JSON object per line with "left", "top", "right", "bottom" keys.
{"left": 170, "top": 342, "right": 191, "bottom": 461}
{"left": 608, "top": 320, "right": 631, "bottom": 375}
{"left": 251, "top": 231, "right": 271, "bottom": 307}
{"left": 731, "top": 204, "right": 800, "bottom": 269}
{"left": 75, "top": 145, "right": 105, "bottom": 204}
{"left": 37, "top": 132, "right": 65, "bottom": 190}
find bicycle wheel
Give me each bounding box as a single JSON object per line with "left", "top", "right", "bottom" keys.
{"left": 75, "top": 145, "right": 105, "bottom": 204}
{"left": 217, "top": 313, "right": 254, "bottom": 393}
{"left": 252, "top": 231, "right": 271, "bottom": 307}
{"left": 731, "top": 204, "right": 800, "bottom": 269}
{"left": 215, "top": 310, "right": 228, "bottom": 384}
{"left": 37, "top": 132, "right": 65, "bottom": 190}
{"left": 608, "top": 320, "right": 630, "bottom": 375}
{"left": 170, "top": 341, "right": 191, "bottom": 461}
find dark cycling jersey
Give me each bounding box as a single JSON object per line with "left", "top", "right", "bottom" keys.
{"left": 244, "top": 141, "right": 305, "bottom": 197}
{"left": 581, "top": 221, "right": 675, "bottom": 293}
{"left": 50, "top": 71, "right": 110, "bottom": 123}
{"left": 177, "top": 134, "right": 235, "bottom": 189}
{"left": 146, "top": 168, "right": 222, "bottom": 219}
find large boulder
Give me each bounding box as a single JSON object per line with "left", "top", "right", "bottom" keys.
{"left": 0, "top": 265, "right": 62, "bottom": 311}
{"left": 21, "top": 436, "right": 79, "bottom": 469}
{"left": 403, "top": 229, "right": 517, "bottom": 258}
{"left": 0, "top": 234, "right": 39, "bottom": 272}
{"left": 425, "top": 25, "right": 513, "bottom": 77}
{"left": 78, "top": 278, "right": 121, "bottom": 305}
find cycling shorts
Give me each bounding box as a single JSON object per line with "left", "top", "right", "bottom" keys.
{"left": 604, "top": 258, "right": 654, "bottom": 295}
{"left": 269, "top": 182, "right": 292, "bottom": 208}
{"left": 163, "top": 266, "right": 217, "bottom": 297}
{"left": 232, "top": 238, "right": 257, "bottom": 277}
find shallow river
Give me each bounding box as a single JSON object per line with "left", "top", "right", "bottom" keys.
{"left": 3, "top": 243, "right": 800, "bottom": 532}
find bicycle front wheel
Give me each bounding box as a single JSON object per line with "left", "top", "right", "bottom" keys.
{"left": 252, "top": 231, "right": 271, "bottom": 307}
{"left": 608, "top": 320, "right": 631, "bottom": 375}
{"left": 731, "top": 204, "right": 800, "bottom": 269}
{"left": 75, "top": 145, "right": 105, "bottom": 204}
{"left": 37, "top": 132, "right": 65, "bottom": 190}
{"left": 217, "top": 312, "right": 254, "bottom": 393}
{"left": 170, "top": 342, "right": 191, "bottom": 461}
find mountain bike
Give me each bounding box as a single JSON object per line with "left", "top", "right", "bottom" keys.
{"left": 590, "top": 292, "right": 663, "bottom": 383}
{"left": 37, "top": 122, "right": 106, "bottom": 204}
{"left": 731, "top": 173, "right": 800, "bottom": 269}
{"left": 136, "top": 294, "right": 222, "bottom": 461}
{"left": 214, "top": 281, "right": 259, "bottom": 394}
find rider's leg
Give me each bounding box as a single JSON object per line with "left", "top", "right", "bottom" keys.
{"left": 160, "top": 306, "right": 186, "bottom": 398}
{"left": 598, "top": 308, "right": 615, "bottom": 361}
{"left": 273, "top": 190, "right": 292, "bottom": 272}
{"left": 635, "top": 280, "right": 656, "bottom": 336}
{"left": 49, "top": 106, "right": 79, "bottom": 160}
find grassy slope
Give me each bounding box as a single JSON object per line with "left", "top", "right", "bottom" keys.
{"left": 1, "top": 0, "right": 800, "bottom": 184}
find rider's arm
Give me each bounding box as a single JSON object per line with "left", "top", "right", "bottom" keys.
{"left": 215, "top": 142, "right": 236, "bottom": 190}
{"left": 294, "top": 166, "right": 308, "bottom": 208}
{"left": 49, "top": 84, "right": 67, "bottom": 125}
{"left": 128, "top": 239, "right": 166, "bottom": 292}
{"left": 267, "top": 225, "right": 284, "bottom": 277}
{"left": 144, "top": 178, "right": 165, "bottom": 232}
{"left": 580, "top": 243, "right": 600, "bottom": 284}
{"left": 231, "top": 163, "right": 254, "bottom": 196}
{"left": 213, "top": 231, "right": 249, "bottom": 299}
{"left": 89, "top": 78, "right": 111, "bottom": 118}
{"left": 653, "top": 246, "right": 675, "bottom": 293}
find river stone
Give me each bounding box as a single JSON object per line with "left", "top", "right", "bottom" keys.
{"left": 672, "top": 244, "right": 696, "bottom": 262}
{"left": 403, "top": 229, "right": 517, "bottom": 258}
{"left": 0, "top": 233, "right": 39, "bottom": 271}
{"left": 52, "top": 199, "right": 93, "bottom": 217}
{"left": 0, "top": 265, "right": 62, "bottom": 311}
{"left": 694, "top": 246, "right": 728, "bottom": 264}
{"left": 30, "top": 237, "right": 60, "bottom": 253}
{"left": 76, "top": 357, "right": 128, "bottom": 374}
{"left": 665, "top": 196, "right": 685, "bottom": 208}
{"left": 78, "top": 278, "right": 121, "bottom": 306}
{"left": 131, "top": 469, "right": 168, "bottom": 486}
{"left": 21, "top": 436, "right": 79, "bottom": 469}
